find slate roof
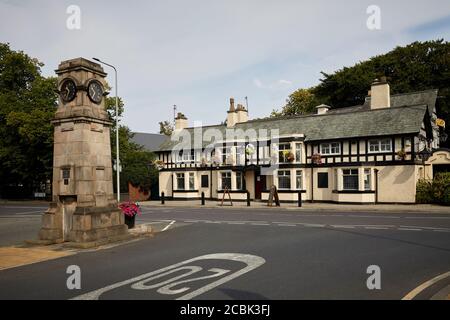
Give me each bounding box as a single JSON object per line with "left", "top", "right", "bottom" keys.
{"left": 157, "top": 90, "right": 437, "bottom": 151}
{"left": 131, "top": 132, "right": 167, "bottom": 152}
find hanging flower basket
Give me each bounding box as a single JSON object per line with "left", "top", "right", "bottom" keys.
{"left": 396, "top": 149, "right": 407, "bottom": 160}
{"left": 245, "top": 144, "right": 255, "bottom": 155}
{"left": 119, "top": 201, "right": 142, "bottom": 229}
{"left": 287, "top": 151, "right": 295, "bottom": 162}
{"left": 311, "top": 153, "right": 322, "bottom": 165}
{"left": 153, "top": 160, "right": 164, "bottom": 170}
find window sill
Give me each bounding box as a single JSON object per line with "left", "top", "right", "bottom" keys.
{"left": 332, "top": 190, "right": 375, "bottom": 194}
{"left": 217, "top": 190, "right": 247, "bottom": 193}
{"left": 174, "top": 190, "right": 199, "bottom": 193}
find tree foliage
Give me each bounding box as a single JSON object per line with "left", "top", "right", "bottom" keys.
{"left": 159, "top": 120, "right": 174, "bottom": 136}
{"left": 271, "top": 88, "right": 318, "bottom": 117}
{"left": 0, "top": 43, "right": 57, "bottom": 195}
{"left": 276, "top": 40, "right": 450, "bottom": 146}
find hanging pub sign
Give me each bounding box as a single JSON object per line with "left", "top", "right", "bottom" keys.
{"left": 436, "top": 118, "right": 446, "bottom": 128}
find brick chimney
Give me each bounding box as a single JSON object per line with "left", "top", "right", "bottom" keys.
{"left": 236, "top": 103, "right": 248, "bottom": 123}
{"left": 175, "top": 112, "right": 188, "bottom": 130}
{"left": 227, "top": 98, "right": 237, "bottom": 127}
{"left": 370, "top": 77, "right": 390, "bottom": 109}
{"left": 227, "top": 98, "right": 248, "bottom": 127}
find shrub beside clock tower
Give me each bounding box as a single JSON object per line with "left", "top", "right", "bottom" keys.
{"left": 39, "top": 57, "right": 128, "bottom": 245}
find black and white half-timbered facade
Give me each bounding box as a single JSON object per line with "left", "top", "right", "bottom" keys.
{"left": 155, "top": 79, "right": 449, "bottom": 204}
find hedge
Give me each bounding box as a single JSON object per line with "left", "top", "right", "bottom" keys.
{"left": 416, "top": 172, "right": 450, "bottom": 205}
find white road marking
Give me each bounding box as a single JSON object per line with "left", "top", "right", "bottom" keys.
{"left": 398, "top": 228, "right": 422, "bottom": 231}
{"left": 71, "top": 253, "right": 266, "bottom": 300}
{"left": 330, "top": 225, "right": 355, "bottom": 229}
{"left": 227, "top": 222, "right": 246, "bottom": 225}
{"left": 162, "top": 220, "right": 176, "bottom": 232}
{"left": 277, "top": 224, "right": 296, "bottom": 227}
{"left": 250, "top": 223, "right": 270, "bottom": 226}
{"left": 302, "top": 223, "right": 326, "bottom": 228}
{"left": 402, "top": 270, "right": 450, "bottom": 300}
{"left": 363, "top": 226, "right": 388, "bottom": 230}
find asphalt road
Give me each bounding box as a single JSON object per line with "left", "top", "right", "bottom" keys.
{"left": 0, "top": 204, "right": 46, "bottom": 246}
{"left": 0, "top": 204, "right": 449, "bottom": 299}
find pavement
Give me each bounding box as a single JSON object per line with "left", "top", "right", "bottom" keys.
{"left": 140, "top": 200, "right": 450, "bottom": 213}
{"left": 0, "top": 203, "right": 449, "bottom": 300}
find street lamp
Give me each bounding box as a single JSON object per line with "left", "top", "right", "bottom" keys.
{"left": 93, "top": 57, "right": 120, "bottom": 203}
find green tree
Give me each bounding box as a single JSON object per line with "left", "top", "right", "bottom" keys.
{"left": 159, "top": 120, "right": 174, "bottom": 136}
{"left": 271, "top": 88, "right": 318, "bottom": 117}
{"left": 105, "top": 94, "right": 158, "bottom": 194}
{"left": 0, "top": 43, "right": 57, "bottom": 196}
{"left": 312, "top": 39, "right": 450, "bottom": 146}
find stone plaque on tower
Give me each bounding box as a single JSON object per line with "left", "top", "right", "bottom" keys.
{"left": 39, "top": 58, "right": 127, "bottom": 245}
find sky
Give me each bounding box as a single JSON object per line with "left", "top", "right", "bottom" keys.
{"left": 1, "top": 0, "right": 449, "bottom": 133}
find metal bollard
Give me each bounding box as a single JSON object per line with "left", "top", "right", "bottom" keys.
{"left": 298, "top": 191, "right": 302, "bottom": 207}
{"left": 201, "top": 192, "right": 205, "bottom": 205}
{"left": 161, "top": 192, "right": 165, "bottom": 205}
{"left": 247, "top": 191, "right": 251, "bottom": 206}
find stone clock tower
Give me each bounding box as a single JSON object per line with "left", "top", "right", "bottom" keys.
{"left": 39, "top": 58, "right": 127, "bottom": 245}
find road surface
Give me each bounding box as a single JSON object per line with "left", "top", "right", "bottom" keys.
{"left": 0, "top": 204, "right": 449, "bottom": 299}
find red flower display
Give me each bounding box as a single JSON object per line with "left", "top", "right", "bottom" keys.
{"left": 119, "top": 201, "right": 142, "bottom": 217}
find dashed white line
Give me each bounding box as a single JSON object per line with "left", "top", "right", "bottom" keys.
{"left": 363, "top": 226, "right": 389, "bottom": 230}
{"left": 398, "top": 228, "right": 422, "bottom": 231}
{"left": 303, "top": 223, "right": 326, "bottom": 228}
{"left": 276, "top": 224, "right": 297, "bottom": 227}
{"left": 330, "top": 225, "right": 355, "bottom": 229}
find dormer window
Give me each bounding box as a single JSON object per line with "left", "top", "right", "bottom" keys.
{"left": 368, "top": 139, "right": 392, "bottom": 153}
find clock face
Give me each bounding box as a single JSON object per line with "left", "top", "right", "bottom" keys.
{"left": 87, "top": 81, "right": 103, "bottom": 104}
{"left": 60, "top": 79, "right": 77, "bottom": 103}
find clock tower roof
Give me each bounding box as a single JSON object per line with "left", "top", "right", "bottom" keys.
{"left": 56, "top": 57, "right": 107, "bottom": 77}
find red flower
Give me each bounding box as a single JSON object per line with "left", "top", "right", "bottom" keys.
{"left": 119, "top": 201, "right": 142, "bottom": 217}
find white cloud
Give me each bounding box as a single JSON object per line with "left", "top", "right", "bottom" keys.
{"left": 0, "top": 0, "right": 448, "bottom": 132}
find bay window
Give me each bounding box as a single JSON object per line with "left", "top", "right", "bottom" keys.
{"left": 188, "top": 172, "right": 195, "bottom": 190}
{"left": 364, "top": 169, "right": 371, "bottom": 191}
{"left": 296, "top": 170, "right": 303, "bottom": 190}
{"left": 343, "top": 169, "right": 358, "bottom": 190}
{"left": 221, "top": 172, "right": 232, "bottom": 190}
{"left": 278, "top": 170, "right": 291, "bottom": 189}
{"left": 176, "top": 173, "right": 185, "bottom": 190}
{"left": 295, "top": 143, "right": 302, "bottom": 163}
{"left": 236, "top": 172, "right": 243, "bottom": 190}
{"left": 278, "top": 143, "right": 290, "bottom": 163}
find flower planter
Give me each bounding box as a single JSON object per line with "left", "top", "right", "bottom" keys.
{"left": 124, "top": 214, "right": 136, "bottom": 229}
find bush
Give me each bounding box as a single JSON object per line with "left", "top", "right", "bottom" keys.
{"left": 416, "top": 173, "right": 450, "bottom": 205}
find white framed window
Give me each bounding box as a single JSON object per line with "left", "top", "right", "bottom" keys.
{"left": 368, "top": 139, "right": 392, "bottom": 153}
{"left": 235, "top": 145, "right": 245, "bottom": 166}
{"left": 296, "top": 170, "right": 303, "bottom": 190}
{"left": 320, "top": 142, "right": 340, "bottom": 155}
{"left": 176, "top": 150, "right": 195, "bottom": 163}
{"left": 176, "top": 173, "right": 185, "bottom": 190}
{"left": 343, "top": 169, "right": 358, "bottom": 190}
{"left": 295, "top": 143, "right": 302, "bottom": 163}
{"left": 236, "top": 171, "right": 243, "bottom": 190}
{"left": 221, "top": 171, "right": 232, "bottom": 190}
{"left": 278, "top": 143, "right": 290, "bottom": 163}
{"left": 222, "top": 147, "right": 232, "bottom": 164}
{"left": 188, "top": 172, "right": 195, "bottom": 190}
{"left": 278, "top": 170, "right": 291, "bottom": 190}
{"left": 364, "top": 169, "right": 371, "bottom": 191}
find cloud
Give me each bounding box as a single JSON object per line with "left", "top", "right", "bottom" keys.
{"left": 253, "top": 78, "right": 293, "bottom": 89}
{"left": 0, "top": 0, "right": 449, "bottom": 133}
